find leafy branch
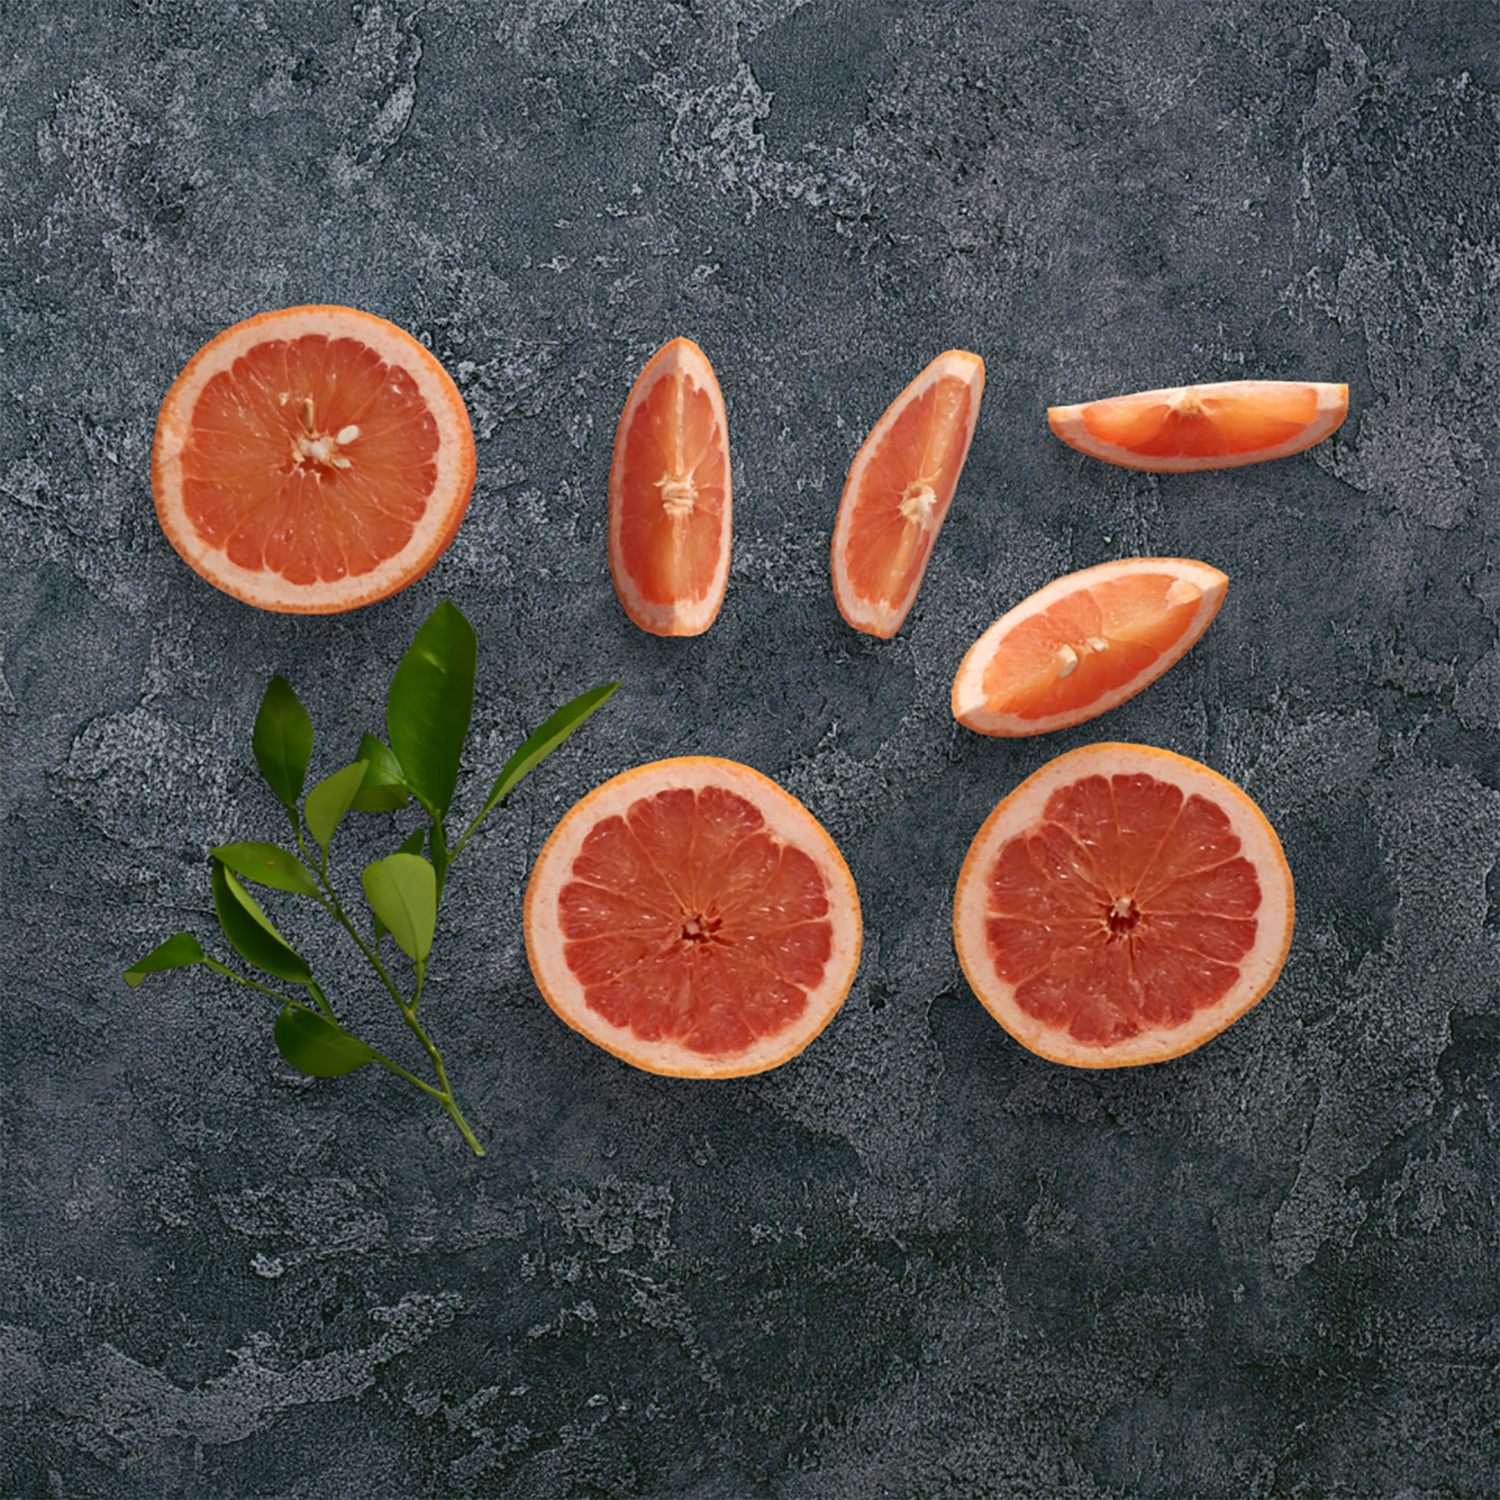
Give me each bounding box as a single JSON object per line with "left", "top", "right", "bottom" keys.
{"left": 126, "top": 601, "right": 618, "bottom": 1156}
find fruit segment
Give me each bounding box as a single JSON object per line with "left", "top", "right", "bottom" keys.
{"left": 608, "top": 338, "right": 732, "bottom": 637}
{"left": 831, "top": 350, "right": 985, "bottom": 638}
{"left": 1047, "top": 379, "right": 1347, "bottom": 472}
{"left": 952, "top": 558, "right": 1228, "bottom": 736}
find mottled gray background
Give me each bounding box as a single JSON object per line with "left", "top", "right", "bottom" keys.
{"left": 2, "top": 1, "right": 1497, "bottom": 1496}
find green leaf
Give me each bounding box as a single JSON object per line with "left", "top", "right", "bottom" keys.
{"left": 125, "top": 932, "right": 203, "bottom": 985}
{"left": 396, "top": 826, "right": 426, "bottom": 857}
{"left": 212, "top": 841, "right": 321, "bottom": 897}
{"left": 348, "top": 734, "right": 409, "bottom": 812}
{"left": 469, "top": 683, "right": 619, "bottom": 834}
{"left": 386, "top": 601, "right": 476, "bottom": 819}
{"left": 361, "top": 853, "right": 437, "bottom": 964}
{"left": 124, "top": 933, "right": 241, "bottom": 987}
{"left": 253, "top": 675, "right": 314, "bottom": 810}
{"left": 274, "top": 1006, "right": 377, "bottom": 1077}
{"left": 304, "top": 760, "right": 369, "bottom": 849}
{"left": 212, "top": 861, "right": 312, "bottom": 984}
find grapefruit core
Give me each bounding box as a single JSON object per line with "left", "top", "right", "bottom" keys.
{"left": 1047, "top": 380, "right": 1347, "bottom": 472}
{"left": 952, "top": 558, "right": 1228, "bottom": 736}
{"left": 152, "top": 306, "right": 476, "bottom": 613}
{"left": 608, "top": 338, "right": 732, "bottom": 637}
{"left": 831, "top": 350, "right": 985, "bottom": 638}
{"left": 524, "top": 758, "right": 861, "bottom": 1078}
{"left": 954, "top": 743, "right": 1294, "bottom": 1068}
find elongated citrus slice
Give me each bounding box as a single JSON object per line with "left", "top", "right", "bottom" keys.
{"left": 524, "top": 757, "right": 861, "bottom": 1077}
{"left": 954, "top": 744, "right": 1294, "bottom": 1067}
{"left": 608, "top": 339, "right": 732, "bottom": 636}
{"left": 831, "top": 350, "right": 985, "bottom": 638}
{"left": 952, "top": 557, "right": 1228, "bottom": 736}
{"left": 1048, "top": 380, "right": 1347, "bottom": 472}
{"left": 152, "top": 305, "right": 476, "bottom": 613}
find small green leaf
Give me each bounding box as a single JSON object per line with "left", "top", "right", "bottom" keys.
{"left": 125, "top": 932, "right": 204, "bottom": 986}
{"left": 387, "top": 601, "right": 476, "bottom": 819}
{"left": 213, "top": 841, "right": 321, "bottom": 897}
{"left": 274, "top": 1006, "right": 377, "bottom": 1077}
{"left": 348, "top": 734, "right": 409, "bottom": 812}
{"left": 212, "top": 861, "right": 312, "bottom": 984}
{"left": 125, "top": 933, "right": 241, "bottom": 987}
{"left": 396, "top": 826, "right": 427, "bottom": 857}
{"left": 470, "top": 683, "right": 619, "bottom": 833}
{"left": 253, "top": 675, "right": 314, "bottom": 809}
{"left": 361, "top": 852, "right": 437, "bottom": 963}
{"left": 304, "top": 760, "right": 369, "bottom": 849}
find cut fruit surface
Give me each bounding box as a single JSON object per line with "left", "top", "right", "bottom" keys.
{"left": 1048, "top": 380, "right": 1347, "bottom": 472}
{"left": 952, "top": 557, "right": 1228, "bottom": 736}
{"left": 525, "top": 757, "right": 861, "bottom": 1077}
{"left": 608, "top": 339, "right": 732, "bottom": 637}
{"left": 954, "top": 743, "right": 1294, "bottom": 1068}
{"left": 831, "top": 350, "right": 985, "bottom": 638}
{"left": 152, "top": 305, "right": 476, "bottom": 613}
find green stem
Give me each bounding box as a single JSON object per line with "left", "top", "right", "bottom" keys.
{"left": 296, "top": 825, "right": 483, "bottom": 1157}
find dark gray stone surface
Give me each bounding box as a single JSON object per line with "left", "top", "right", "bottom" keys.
{"left": 2, "top": 2, "right": 1497, "bottom": 1495}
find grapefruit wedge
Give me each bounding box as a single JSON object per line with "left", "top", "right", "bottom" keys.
{"left": 608, "top": 338, "right": 732, "bottom": 637}
{"left": 1048, "top": 380, "right": 1347, "bottom": 472}
{"left": 524, "top": 758, "right": 861, "bottom": 1077}
{"left": 831, "top": 350, "right": 985, "bottom": 638}
{"left": 952, "top": 558, "right": 1228, "bottom": 736}
{"left": 954, "top": 744, "right": 1294, "bottom": 1068}
{"left": 152, "top": 305, "right": 476, "bottom": 613}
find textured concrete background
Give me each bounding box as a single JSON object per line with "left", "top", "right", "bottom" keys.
{"left": 2, "top": 2, "right": 1497, "bottom": 1496}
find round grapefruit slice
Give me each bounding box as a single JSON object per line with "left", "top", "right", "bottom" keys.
{"left": 608, "top": 338, "right": 732, "bottom": 637}
{"left": 831, "top": 350, "right": 985, "bottom": 638}
{"left": 524, "top": 757, "right": 861, "bottom": 1078}
{"left": 952, "top": 557, "right": 1228, "bottom": 736}
{"left": 954, "top": 744, "right": 1294, "bottom": 1068}
{"left": 152, "top": 305, "right": 476, "bottom": 613}
{"left": 1048, "top": 379, "right": 1347, "bottom": 472}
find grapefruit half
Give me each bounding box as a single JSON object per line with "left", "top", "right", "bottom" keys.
{"left": 1048, "top": 380, "right": 1347, "bottom": 472}
{"left": 954, "top": 743, "right": 1294, "bottom": 1067}
{"left": 952, "top": 558, "right": 1228, "bottom": 736}
{"left": 525, "top": 758, "right": 861, "bottom": 1077}
{"left": 608, "top": 339, "right": 732, "bottom": 637}
{"left": 152, "top": 305, "right": 476, "bottom": 613}
{"left": 831, "top": 350, "right": 985, "bottom": 638}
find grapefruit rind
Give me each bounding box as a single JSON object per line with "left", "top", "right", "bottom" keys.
{"left": 151, "top": 305, "right": 477, "bottom": 614}
{"left": 524, "top": 757, "right": 862, "bottom": 1078}
{"left": 607, "top": 338, "right": 733, "bottom": 638}
{"left": 951, "top": 557, "right": 1229, "bottom": 736}
{"left": 953, "top": 743, "right": 1294, "bottom": 1068}
{"left": 1047, "top": 380, "right": 1348, "bottom": 473}
{"left": 831, "top": 350, "right": 985, "bottom": 639}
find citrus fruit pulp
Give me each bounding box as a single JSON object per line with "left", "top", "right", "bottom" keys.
{"left": 954, "top": 743, "right": 1293, "bottom": 1068}
{"left": 952, "top": 557, "right": 1228, "bottom": 736}
{"left": 152, "top": 305, "right": 476, "bottom": 613}
{"left": 524, "top": 758, "right": 861, "bottom": 1077}
{"left": 831, "top": 350, "right": 985, "bottom": 638}
{"left": 608, "top": 338, "right": 732, "bottom": 637}
{"left": 1047, "top": 379, "right": 1347, "bottom": 472}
